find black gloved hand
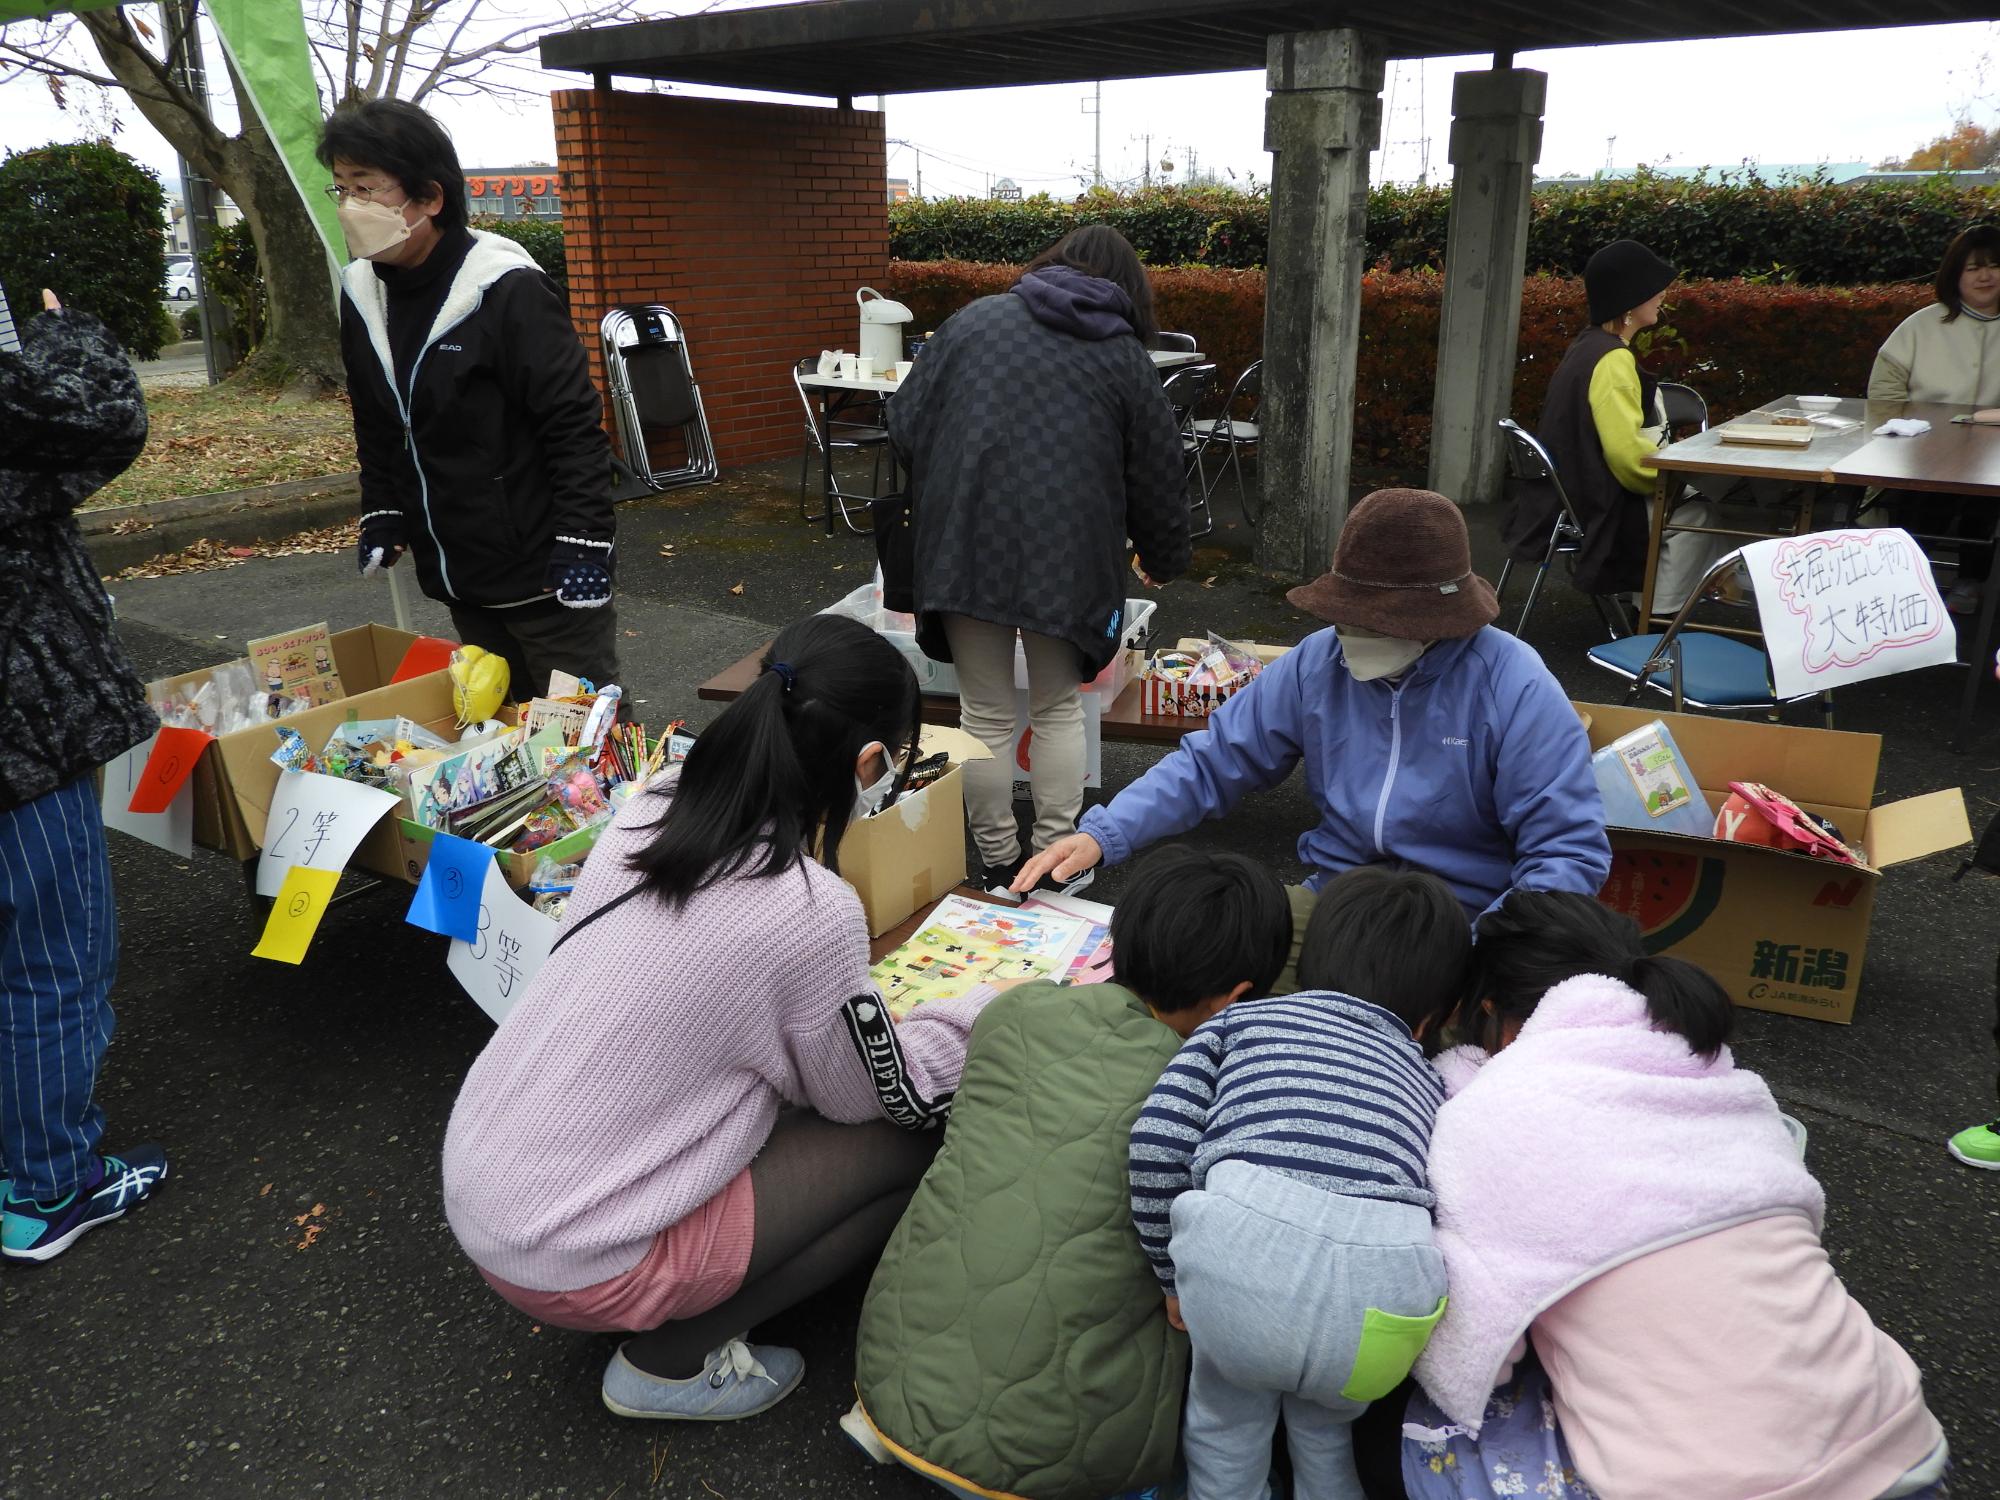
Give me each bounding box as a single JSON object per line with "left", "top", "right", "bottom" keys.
{"left": 544, "top": 534, "right": 614, "bottom": 609}
{"left": 358, "top": 509, "right": 406, "bottom": 577}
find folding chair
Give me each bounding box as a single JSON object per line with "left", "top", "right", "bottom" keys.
{"left": 793, "top": 356, "right": 890, "bottom": 534}
{"left": 599, "top": 306, "right": 718, "bottom": 494}
{"left": 1495, "top": 419, "right": 1632, "bottom": 641}
{"left": 1154, "top": 331, "right": 1198, "bottom": 352}
{"left": 1657, "top": 381, "right": 1708, "bottom": 433}
{"left": 1192, "top": 359, "right": 1261, "bottom": 525}
{"left": 1586, "top": 547, "right": 1835, "bottom": 728}
{"left": 1162, "top": 361, "right": 1219, "bottom": 538}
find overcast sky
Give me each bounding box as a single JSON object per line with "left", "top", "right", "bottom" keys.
{"left": 0, "top": 14, "right": 1993, "bottom": 197}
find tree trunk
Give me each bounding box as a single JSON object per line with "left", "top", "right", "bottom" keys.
{"left": 79, "top": 8, "right": 344, "bottom": 392}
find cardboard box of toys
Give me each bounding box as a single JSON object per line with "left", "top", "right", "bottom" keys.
{"left": 837, "top": 725, "right": 990, "bottom": 936}
{"left": 146, "top": 625, "right": 438, "bottom": 861}
{"left": 1581, "top": 702, "right": 1969, "bottom": 1024}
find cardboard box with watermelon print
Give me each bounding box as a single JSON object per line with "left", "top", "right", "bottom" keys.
{"left": 1581, "top": 702, "right": 1970, "bottom": 1024}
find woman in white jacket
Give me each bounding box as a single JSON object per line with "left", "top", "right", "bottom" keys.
{"left": 1869, "top": 223, "right": 2000, "bottom": 614}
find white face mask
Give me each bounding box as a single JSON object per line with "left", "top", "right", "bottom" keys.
{"left": 1335, "top": 624, "right": 1429, "bottom": 683}
{"left": 853, "top": 741, "right": 898, "bottom": 820}
{"left": 337, "top": 196, "right": 414, "bottom": 261}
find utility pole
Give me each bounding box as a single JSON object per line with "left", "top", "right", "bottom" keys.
{"left": 1605, "top": 135, "right": 1617, "bottom": 172}
{"left": 1141, "top": 132, "right": 1151, "bottom": 188}
{"left": 1083, "top": 82, "right": 1102, "bottom": 187}
{"left": 162, "top": 0, "right": 227, "bottom": 382}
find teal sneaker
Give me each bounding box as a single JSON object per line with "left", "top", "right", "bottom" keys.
{"left": 1947, "top": 1121, "right": 2000, "bottom": 1170}
{"left": 2, "top": 1146, "right": 170, "bottom": 1262}
{"left": 601, "top": 1336, "right": 803, "bottom": 1421}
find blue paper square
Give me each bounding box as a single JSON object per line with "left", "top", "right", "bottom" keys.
{"left": 405, "top": 833, "right": 494, "bottom": 942}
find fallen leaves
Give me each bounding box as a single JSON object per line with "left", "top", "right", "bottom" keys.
{"left": 290, "top": 1201, "right": 330, "bottom": 1252}
{"left": 88, "top": 384, "right": 357, "bottom": 512}
{"left": 110, "top": 522, "right": 358, "bottom": 581}
{"left": 728, "top": 582, "right": 745, "bottom": 596}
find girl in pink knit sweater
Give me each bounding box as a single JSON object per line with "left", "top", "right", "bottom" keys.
{"left": 1404, "top": 891, "right": 1949, "bottom": 1500}
{"left": 443, "top": 614, "right": 994, "bottom": 1422}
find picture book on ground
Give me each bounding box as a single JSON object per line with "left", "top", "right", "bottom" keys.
{"left": 869, "top": 895, "right": 1093, "bottom": 1019}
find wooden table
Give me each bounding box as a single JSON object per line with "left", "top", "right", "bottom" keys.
{"left": 1645, "top": 396, "right": 2000, "bottom": 746}
{"left": 698, "top": 642, "right": 1207, "bottom": 745}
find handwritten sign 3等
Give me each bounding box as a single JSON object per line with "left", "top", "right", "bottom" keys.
{"left": 446, "top": 858, "right": 560, "bottom": 1024}
{"left": 1744, "top": 529, "right": 1957, "bottom": 699}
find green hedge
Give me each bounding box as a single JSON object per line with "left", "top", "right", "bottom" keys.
{"left": 880, "top": 260, "right": 1934, "bottom": 477}
{"left": 476, "top": 215, "right": 566, "bottom": 295}
{"left": 889, "top": 175, "right": 2000, "bottom": 286}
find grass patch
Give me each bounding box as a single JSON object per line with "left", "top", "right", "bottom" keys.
{"left": 87, "top": 384, "right": 358, "bottom": 511}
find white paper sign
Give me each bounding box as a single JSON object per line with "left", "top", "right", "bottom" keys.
{"left": 99, "top": 733, "right": 194, "bottom": 858}
{"left": 255, "top": 770, "right": 401, "bottom": 896}
{"left": 446, "top": 858, "right": 559, "bottom": 1024}
{"left": 1743, "top": 528, "right": 1956, "bottom": 699}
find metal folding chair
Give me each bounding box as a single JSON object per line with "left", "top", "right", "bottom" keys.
{"left": 793, "top": 356, "right": 890, "bottom": 534}
{"left": 1153, "top": 331, "right": 1198, "bottom": 352}
{"left": 1162, "top": 361, "right": 1219, "bottom": 538}
{"left": 1495, "top": 419, "right": 1632, "bottom": 641}
{"left": 599, "top": 306, "right": 718, "bottom": 493}
{"left": 1192, "top": 359, "right": 1261, "bottom": 525}
{"left": 1586, "top": 547, "right": 1835, "bottom": 728}
{"left": 1657, "top": 381, "right": 1709, "bottom": 433}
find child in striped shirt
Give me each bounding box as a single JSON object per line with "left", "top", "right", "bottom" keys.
{"left": 1129, "top": 864, "right": 1472, "bottom": 1500}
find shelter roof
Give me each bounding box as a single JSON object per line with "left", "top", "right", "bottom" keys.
{"left": 541, "top": 0, "right": 1988, "bottom": 95}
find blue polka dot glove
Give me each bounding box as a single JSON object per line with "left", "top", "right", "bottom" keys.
{"left": 545, "top": 535, "right": 615, "bottom": 609}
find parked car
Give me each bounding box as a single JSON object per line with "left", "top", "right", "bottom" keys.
{"left": 165, "top": 264, "right": 198, "bottom": 300}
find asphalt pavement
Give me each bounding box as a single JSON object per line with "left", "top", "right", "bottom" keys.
{"left": 3, "top": 466, "right": 1996, "bottom": 1499}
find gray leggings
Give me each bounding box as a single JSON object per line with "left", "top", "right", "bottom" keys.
{"left": 619, "top": 1109, "right": 941, "bottom": 1377}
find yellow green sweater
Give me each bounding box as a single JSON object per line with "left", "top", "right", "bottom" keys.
{"left": 1586, "top": 345, "right": 1664, "bottom": 496}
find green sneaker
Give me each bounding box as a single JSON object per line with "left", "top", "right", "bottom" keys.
{"left": 1946, "top": 1121, "right": 2000, "bottom": 1170}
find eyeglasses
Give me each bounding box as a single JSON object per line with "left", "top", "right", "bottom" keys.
{"left": 323, "top": 182, "right": 404, "bottom": 205}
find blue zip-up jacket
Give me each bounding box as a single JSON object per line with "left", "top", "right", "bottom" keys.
{"left": 1081, "top": 626, "right": 1609, "bottom": 918}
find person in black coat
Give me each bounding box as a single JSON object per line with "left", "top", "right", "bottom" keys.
{"left": 0, "top": 287, "right": 171, "bottom": 1261}
{"left": 318, "top": 99, "right": 618, "bottom": 696}
{"left": 886, "top": 227, "right": 1191, "bottom": 895}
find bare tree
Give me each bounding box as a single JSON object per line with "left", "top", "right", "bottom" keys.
{"left": 0, "top": 0, "right": 655, "bottom": 389}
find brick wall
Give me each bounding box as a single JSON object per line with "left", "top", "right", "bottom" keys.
{"left": 551, "top": 90, "right": 888, "bottom": 468}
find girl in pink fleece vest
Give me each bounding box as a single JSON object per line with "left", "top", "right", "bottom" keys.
{"left": 1403, "top": 891, "right": 1948, "bottom": 1500}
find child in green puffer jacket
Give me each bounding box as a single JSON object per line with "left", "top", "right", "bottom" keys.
{"left": 846, "top": 847, "right": 1294, "bottom": 1500}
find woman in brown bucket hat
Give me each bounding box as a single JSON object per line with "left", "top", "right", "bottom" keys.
{"left": 1017, "top": 489, "right": 1609, "bottom": 987}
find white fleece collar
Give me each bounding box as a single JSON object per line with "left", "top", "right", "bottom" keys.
{"left": 340, "top": 229, "right": 537, "bottom": 397}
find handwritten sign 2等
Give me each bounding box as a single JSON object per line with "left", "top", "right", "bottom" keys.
{"left": 1744, "top": 529, "right": 1957, "bottom": 699}
{"left": 255, "top": 771, "right": 401, "bottom": 897}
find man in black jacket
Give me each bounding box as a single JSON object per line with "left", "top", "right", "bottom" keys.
{"left": 318, "top": 99, "right": 619, "bottom": 697}
{"left": 0, "top": 288, "right": 170, "bottom": 1261}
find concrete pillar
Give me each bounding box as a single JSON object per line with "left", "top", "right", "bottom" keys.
{"left": 1426, "top": 68, "right": 1547, "bottom": 506}
{"left": 1256, "top": 29, "right": 1385, "bottom": 579}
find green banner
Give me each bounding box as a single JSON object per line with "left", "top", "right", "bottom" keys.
{"left": 204, "top": 0, "right": 341, "bottom": 275}
{"left": 0, "top": 0, "right": 123, "bottom": 20}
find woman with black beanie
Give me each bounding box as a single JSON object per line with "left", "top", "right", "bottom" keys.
{"left": 1504, "top": 239, "right": 1727, "bottom": 615}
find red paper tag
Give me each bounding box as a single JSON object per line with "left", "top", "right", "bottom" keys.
{"left": 390, "top": 635, "right": 459, "bottom": 683}
{"left": 128, "top": 726, "right": 212, "bottom": 813}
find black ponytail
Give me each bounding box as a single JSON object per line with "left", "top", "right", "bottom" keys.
{"left": 1470, "top": 890, "right": 1735, "bottom": 1060}
{"left": 629, "top": 613, "right": 921, "bottom": 905}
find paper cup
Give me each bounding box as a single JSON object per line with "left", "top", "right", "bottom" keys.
{"left": 854, "top": 357, "right": 876, "bottom": 380}
{"left": 894, "top": 361, "right": 914, "bottom": 381}
{"left": 838, "top": 354, "right": 860, "bottom": 380}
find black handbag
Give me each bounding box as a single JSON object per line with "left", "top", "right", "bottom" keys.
{"left": 872, "top": 491, "right": 916, "bottom": 615}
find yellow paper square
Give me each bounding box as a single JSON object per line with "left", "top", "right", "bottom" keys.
{"left": 252, "top": 867, "right": 342, "bottom": 965}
